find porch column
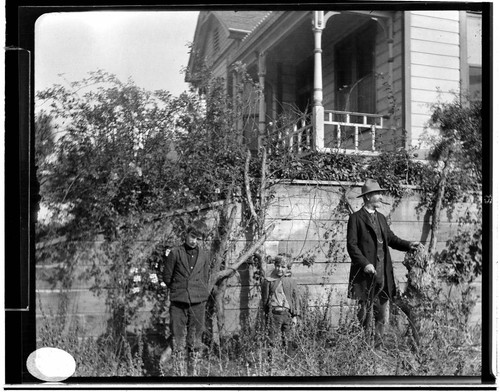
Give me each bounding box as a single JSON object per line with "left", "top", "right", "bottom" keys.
{"left": 232, "top": 69, "right": 244, "bottom": 144}
{"left": 257, "top": 51, "right": 267, "bottom": 149}
{"left": 312, "top": 11, "right": 325, "bottom": 151}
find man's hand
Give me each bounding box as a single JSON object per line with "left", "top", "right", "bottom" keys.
{"left": 364, "top": 264, "right": 376, "bottom": 275}
{"left": 410, "top": 242, "right": 424, "bottom": 252}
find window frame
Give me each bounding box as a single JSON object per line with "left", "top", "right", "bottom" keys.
{"left": 459, "top": 10, "right": 482, "bottom": 99}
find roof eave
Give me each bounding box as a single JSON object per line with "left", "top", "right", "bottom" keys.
{"left": 229, "top": 11, "right": 311, "bottom": 66}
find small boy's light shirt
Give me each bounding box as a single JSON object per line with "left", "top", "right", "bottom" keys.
{"left": 270, "top": 279, "right": 290, "bottom": 309}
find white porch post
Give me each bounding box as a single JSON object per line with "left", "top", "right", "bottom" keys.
{"left": 257, "top": 51, "right": 267, "bottom": 149}
{"left": 312, "top": 11, "right": 325, "bottom": 151}
{"left": 232, "top": 69, "right": 244, "bottom": 144}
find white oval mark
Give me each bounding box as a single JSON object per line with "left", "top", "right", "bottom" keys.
{"left": 26, "top": 347, "right": 76, "bottom": 382}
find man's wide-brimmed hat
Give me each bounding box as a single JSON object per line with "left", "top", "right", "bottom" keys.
{"left": 357, "top": 179, "right": 387, "bottom": 198}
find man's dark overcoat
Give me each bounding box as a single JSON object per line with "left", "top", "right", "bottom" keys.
{"left": 347, "top": 208, "right": 412, "bottom": 301}
{"left": 163, "top": 245, "right": 211, "bottom": 304}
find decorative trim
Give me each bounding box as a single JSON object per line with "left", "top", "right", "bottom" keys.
{"left": 403, "top": 11, "right": 412, "bottom": 148}
{"left": 228, "top": 28, "right": 251, "bottom": 40}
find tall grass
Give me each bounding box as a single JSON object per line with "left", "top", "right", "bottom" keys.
{"left": 37, "top": 291, "right": 481, "bottom": 378}
{"left": 37, "top": 297, "right": 145, "bottom": 377}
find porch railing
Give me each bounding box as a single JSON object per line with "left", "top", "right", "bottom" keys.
{"left": 265, "top": 116, "right": 314, "bottom": 155}
{"left": 323, "top": 110, "right": 389, "bottom": 153}
{"left": 264, "top": 110, "right": 390, "bottom": 154}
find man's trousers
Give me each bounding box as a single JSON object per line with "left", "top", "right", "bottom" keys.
{"left": 357, "top": 294, "right": 390, "bottom": 347}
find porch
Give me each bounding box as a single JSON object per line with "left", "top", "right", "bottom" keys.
{"left": 232, "top": 10, "right": 403, "bottom": 155}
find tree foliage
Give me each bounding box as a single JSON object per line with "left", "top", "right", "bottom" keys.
{"left": 438, "top": 226, "right": 482, "bottom": 285}
{"left": 37, "top": 71, "right": 188, "bottom": 238}
{"left": 396, "top": 95, "right": 483, "bottom": 348}
{"left": 36, "top": 70, "right": 250, "bottom": 237}
{"left": 35, "top": 70, "right": 267, "bottom": 345}
{"left": 420, "top": 96, "right": 482, "bottom": 212}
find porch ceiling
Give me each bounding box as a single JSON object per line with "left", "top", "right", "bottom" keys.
{"left": 267, "top": 12, "right": 376, "bottom": 63}
{"left": 323, "top": 13, "right": 375, "bottom": 41}
{"left": 267, "top": 18, "right": 313, "bottom": 63}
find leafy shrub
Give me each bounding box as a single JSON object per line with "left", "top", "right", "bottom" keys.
{"left": 437, "top": 225, "right": 482, "bottom": 285}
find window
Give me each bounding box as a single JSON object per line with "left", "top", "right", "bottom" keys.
{"left": 469, "top": 65, "right": 482, "bottom": 98}
{"left": 334, "top": 21, "right": 377, "bottom": 113}
{"left": 465, "top": 12, "right": 482, "bottom": 99}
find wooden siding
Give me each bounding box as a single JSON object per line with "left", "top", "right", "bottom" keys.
{"left": 36, "top": 183, "right": 481, "bottom": 338}
{"left": 407, "top": 11, "right": 461, "bottom": 146}
{"left": 212, "top": 59, "right": 228, "bottom": 84}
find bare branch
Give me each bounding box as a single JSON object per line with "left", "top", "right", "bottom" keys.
{"left": 61, "top": 173, "right": 82, "bottom": 204}
{"left": 428, "top": 143, "right": 456, "bottom": 258}
{"left": 214, "top": 222, "right": 275, "bottom": 285}
{"left": 259, "top": 147, "right": 267, "bottom": 224}
{"left": 146, "top": 200, "right": 226, "bottom": 222}
{"left": 244, "top": 149, "right": 259, "bottom": 223}
{"left": 209, "top": 203, "right": 238, "bottom": 288}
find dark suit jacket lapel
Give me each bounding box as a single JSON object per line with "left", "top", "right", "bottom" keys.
{"left": 360, "top": 209, "right": 390, "bottom": 245}
{"left": 360, "top": 208, "right": 376, "bottom": 235}
{"left": 178, "top": 246, "right": 190, "bottom": 275}
{"left": 191, "top": 248, "right": 203, "bottom": 275}
{"left": 375, "top": 211, "right": 389, "bottom": 243}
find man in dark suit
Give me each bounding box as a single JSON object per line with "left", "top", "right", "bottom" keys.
{"left": 163, "top": 221, "right": 211, "bottom": 361}
{"left": 347, "top": 179, "right": 423, "bottom": 348}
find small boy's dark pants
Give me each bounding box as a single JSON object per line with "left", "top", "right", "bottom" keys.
{"left": 267, "top": 308, "right": 294, "bottom": 351}
{"left": 170, "top": 300, "right": 206, "bottom": 353}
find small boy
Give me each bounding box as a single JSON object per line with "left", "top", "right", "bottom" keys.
{"left": 162, "top": 221, "right": 211, "bottom": 361}
{"left": 261, "top": 254, "right": 302, "bottom": 351}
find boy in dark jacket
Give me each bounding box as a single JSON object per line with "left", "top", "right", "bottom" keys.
{"left": 162, "top": 221, "right": 211, "bottom": 360}
{"left": 262, "top": 254, "right": 302, "bottom": 352}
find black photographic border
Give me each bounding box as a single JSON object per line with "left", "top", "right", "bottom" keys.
{"left": 4, "top": 0, "right": 495, "bottom": 388}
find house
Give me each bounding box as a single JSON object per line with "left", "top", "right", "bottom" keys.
{"left": 186, "top": 9, "right": 482, "bottom": 156}
{"left": 183, "top": 9, "right": 483, "bottom": 332}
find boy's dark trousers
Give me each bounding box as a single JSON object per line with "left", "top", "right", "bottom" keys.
{"left": 170, "top": 300, "right": 206, "bottom": 354}
{"left": 267, "top": 307, "right": 293, "bottom": 352}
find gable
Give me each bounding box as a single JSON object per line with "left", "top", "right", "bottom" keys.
{"left": 186, "top": 11, "right": 269, "bottom": 86}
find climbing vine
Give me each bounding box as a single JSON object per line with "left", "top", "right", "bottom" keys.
{"left": 268, "top": 146, "right": 432, "bottom": 203}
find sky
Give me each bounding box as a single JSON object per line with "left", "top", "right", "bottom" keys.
{"left": 35, "top": 11, "right": 200, "bottom": 97}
